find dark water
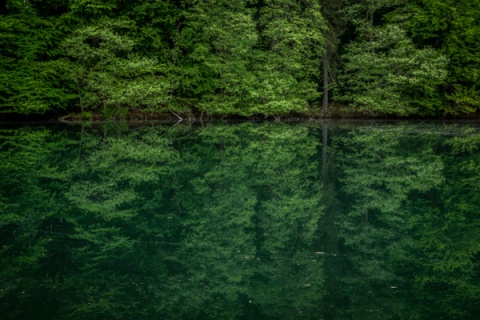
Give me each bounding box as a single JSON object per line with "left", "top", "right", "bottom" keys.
{"left": 1, "top": 121, "right": 479, "bottom": 319}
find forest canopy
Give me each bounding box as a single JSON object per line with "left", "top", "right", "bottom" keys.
{"left": 0, "top": 0, "right": 479, "bottom": 117}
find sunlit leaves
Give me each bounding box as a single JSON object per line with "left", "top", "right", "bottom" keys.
{"left": 62, "top": 18, "right": 173, "bottom": 114}
{"left": 337, "top": 24, "right": 448, "bottom": 115}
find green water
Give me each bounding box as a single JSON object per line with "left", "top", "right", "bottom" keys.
{"left": 1, "top": 121, "right": 479, "bottom": 319}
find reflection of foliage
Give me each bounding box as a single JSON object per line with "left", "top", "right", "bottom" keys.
{"left": 329, "top": 125, "right": 444, "bottom": 318}
{"left": 1, "top": 123, "right": 480, "bottom": 319}
{"left": 0, "top": 127, "right": 74, "bottom": 319}
{"left": 330, "top": 124, "right": 480, "bottom": 319}
{"left": 12, "top": 123, "right": 324, "bottom": 319}
{"left": 408, "top": 130, "right": 480, "bottom": 319}
{"left": 186, "top": 124, "right": 325, "bottom": 319}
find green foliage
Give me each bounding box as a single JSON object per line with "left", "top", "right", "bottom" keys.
{"left": 336, "top": 23, "right": 448, "bottom": 116}
{"left": 61, "top": 18, "right": 174, "bottom": 115}
{"left": 175, "top": 0, "right": 325, "bottom": 116}
{"left": 251, "top": 0, "right": 325, "bottom": 115}
{"left": 177, "top": 0, "right": 260, "bottom": 115}
{"left": 66, "top": 0, "right": 119, "bottom": 21}
{"left": 0, "top": 4, "right": 73, "bottom": 114}
{"left": 405, "top": 0, "right": 480, "bottom": 114}
{"left": 2, "top": 0, "right": 479, "bottom": 117}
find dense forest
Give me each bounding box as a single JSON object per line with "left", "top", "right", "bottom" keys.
{"left": 1, "top": 0, "right": 479, "bottom": 118}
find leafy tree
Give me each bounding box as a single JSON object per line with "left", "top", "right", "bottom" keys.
{"left": 61, "top": 18, "right": 173, "bottom": 116}
{"left": 405, "top": 0, "right": 480, "bottom": 114}
{"left": 175, "top": 0, "right": 325, "bottom": 116}
{"left": 176, "top": 0, "right": 259, "bottom": 115}
{"left": 335, "top": 0, "right": 448, "bottom": 116}
{"left": 253, "top": 0, "right": 325, "bottom": 115}
{"left": 64, "top": 0, "right": 120, "bottom": 22}
{"left": 0, "top": 1, "right": 74, "bottom": 114}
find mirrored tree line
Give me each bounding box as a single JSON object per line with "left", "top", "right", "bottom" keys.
{"left": 0, "top": 122, "right": 479, "bottom": 319}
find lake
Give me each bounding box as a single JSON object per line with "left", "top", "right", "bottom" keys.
{"left": 1, "top": 121, "right": 479, "bottom": 319}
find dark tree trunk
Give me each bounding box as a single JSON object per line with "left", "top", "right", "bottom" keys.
{"left": 322, "top": 54, "right": 329, "bottom": 114}
{"left": 269, "top": 38, "right": 276, "bottom": 51}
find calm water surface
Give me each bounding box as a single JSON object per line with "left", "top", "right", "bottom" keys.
{"left": 1, "top": 121, "right": 479, "bottom": 319}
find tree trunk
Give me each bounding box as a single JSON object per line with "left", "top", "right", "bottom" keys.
{"left": 269, "top": 38, "right": 276, "bottom": 51}
{"left": 76, "top": 80, "right": 84, "bottom": 113}
{"left": 322, "top": 54, "right": 329, "bottom": 114}
{"left": 369, "top": 3, "right": 375, "bottom": 54}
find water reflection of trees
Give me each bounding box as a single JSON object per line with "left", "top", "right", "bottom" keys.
{"left": 328, "top": 124, "right": 480, "bottom": 319}
{"left": 1, "top": 123, "right": 479, "bottom": 319}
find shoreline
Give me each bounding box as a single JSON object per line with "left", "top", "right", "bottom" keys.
{"left": 1, "top": 107, "right": 479, "bottom": 124}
